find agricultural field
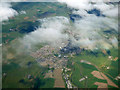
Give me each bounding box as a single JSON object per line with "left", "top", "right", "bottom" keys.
{"left": 2, "top": 2, "right": 71, "bottom": 88}
{"left": 1, "top": 1, "right": 119, "bottom": 89}
{"left": 66, "top": 48, "right": 119, "bottom": 88}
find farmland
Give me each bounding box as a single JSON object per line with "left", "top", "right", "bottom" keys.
{"left": 1, "top": 2, "right": 119, "bottom": 89}
{"left": 66, "top": 48, "right": 119, "bottom": 88}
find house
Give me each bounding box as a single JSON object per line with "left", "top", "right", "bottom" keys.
{"left": 0, "top": 44, "right": 2, "bottom": 47}
{"left": 79, "top": 76, "right": 88, "bottom": 82}
{"left": 28, "top": 74, "right": 32, "bottom": 79}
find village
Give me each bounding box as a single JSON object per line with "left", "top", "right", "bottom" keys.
{"left": 21, "top": 38, "right": 119, "bottom": 88}
{"left": 28, "top": 38, "right": 82, "bottom": 88}
{"left": 1, "top": 1, "right": 119, "bottom": 89}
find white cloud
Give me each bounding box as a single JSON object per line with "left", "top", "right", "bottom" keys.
{"left": 57, "top": 0, "right": 118, "bottom": 18}
{"left": 17, "top": 1, "right": 118, "bottom": 50}
{"left": 57, "top": 0, "right": 93, "bottom": 10}
{"left": 21, "top": 16, "right": 69, "bottom": 48}
{"left": 57, "top": 0, "right": 118, "bottom": 50}
{"left": 0, "top": 2, "right": 18, "bottom": 22}
{"left": 103, "top": 7, "right": 118, "bottom": 17}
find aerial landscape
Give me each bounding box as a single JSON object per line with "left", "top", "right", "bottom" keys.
{"left": 0, "top": 0, "right": 119, "bottom": 89}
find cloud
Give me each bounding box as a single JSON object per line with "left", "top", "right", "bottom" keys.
{"left": 103, "top": 7, "right": 118, "bottom": 17}
{"left": 0, "top": 2, "right": 18, "bottom": 22}
{"left": 56, "top": 0, "right": 118, "bottom": 50}
{"left": 57, "top": 0, "right": 93, "bottom": 10}
{"left": 18, "top": 1, "right": 118, "bottom": 50}
{"left": 21, "top": 16, "right": 69, "bottom": 48}
{"left": 69, "top": 15, "right": 118, "bottom": 50}
{"left": 21, "top": 15, "right": 118, "bottom": 50}
{"left": 1, "top": 0, "right": 25, "bottom": 2}
{"left": 57, "top": 0, "right": 118, "bottom": 17}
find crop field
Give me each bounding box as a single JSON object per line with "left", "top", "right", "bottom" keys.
{"left": 66, "top": 48, "right": 119, "bottom": 88}
{"left": 1, "top": 1, "right": 119, "bottom": 89}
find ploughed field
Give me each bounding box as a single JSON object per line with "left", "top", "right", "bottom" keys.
{"left": 2, "top": 2, "right": 119, "bottom": 89}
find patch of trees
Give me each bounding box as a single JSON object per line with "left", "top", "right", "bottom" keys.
{"left": 19, "top": 77, "right": 45, "bottom": 88}
{"left": 18, "top": 21, "right": 40, "bottom": 33}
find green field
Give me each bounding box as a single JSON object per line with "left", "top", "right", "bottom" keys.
{"left": 66, "top": 48, "right": 118, "bottom": 88}
{"left": 2, "top": 2, "right": 119, "bottom": 88}
{"left": 2, "top": 2, "right": 71, "bottom": 88}
{"left": 2, "top": 2, "right": 71, "bottom": 44}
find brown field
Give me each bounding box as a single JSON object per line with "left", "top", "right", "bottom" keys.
{"left": 24, "top": 17, "right": 29, "bottom": 20}
{"left": 102, "top": 50, "right": 107, "bottom": 55}
{"left": 92, "top": 70, "right": 118, "bottom": 88}
{"left": 7, "top": 53, "right": 14, "bottom": 59}
{"left": 53, "top": 68, "right": 65, "bottom": 88}
{"left": 40, "top": 62, "right": 48, "bottom": 66}
{"left": 91, "top": 71, "right": 105, "bottom": 80}
{"left": 44, "top": 72, "right": 53, "bottom": 78}
{"left": 94, "top": 82, "right": 108, "bottom": 88}
{"left": 114, "top": 57, "right": 118, "bottom": 61}
{"left": 100, "top": 73, "right": 118, "bottom": 88}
